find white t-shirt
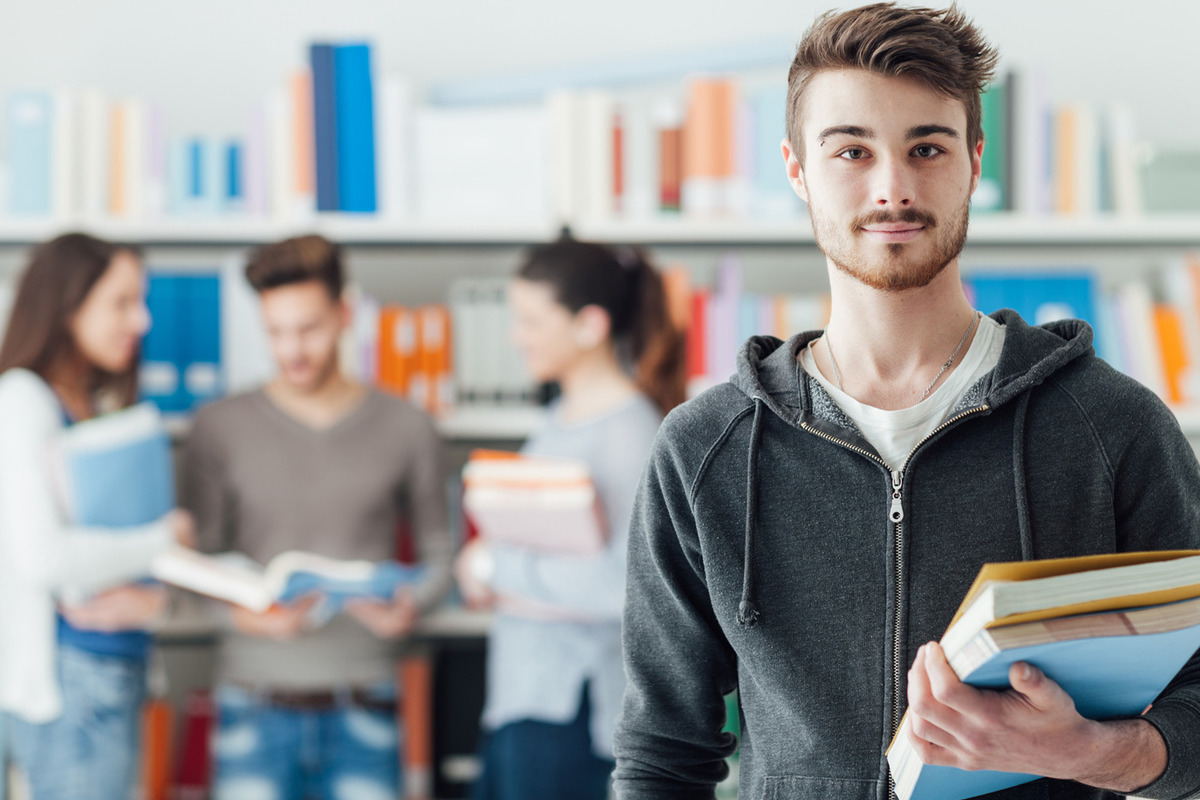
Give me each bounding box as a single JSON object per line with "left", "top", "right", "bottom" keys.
{"left": 800, "top": 314, "right": 1006, "bottom": 471}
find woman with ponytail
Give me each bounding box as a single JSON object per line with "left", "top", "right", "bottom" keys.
{"left": 456, "top": 236, "right": 685, "bottom": 800}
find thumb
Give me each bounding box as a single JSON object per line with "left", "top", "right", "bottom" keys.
{"left": 1009, "top": 661, "right": 1059, "bottom": 702}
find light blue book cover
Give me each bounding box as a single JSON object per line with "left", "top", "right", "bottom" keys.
{"left": 900, "top": 622, "right": 1200, "bottom": 800}
{"left": 751, "top": 86, "right": 802, "bottom": 217}
{"left": 277, "top": 561, "right": 427, "bottom": 608}
{"left": 7, "top": 92, "right": 53, "bottom": 216}
{"left": 59, "top": 404, "right": 174, "bottom": 528}
{"left": 334, "top": 43, "right": 377, "bottom": 213}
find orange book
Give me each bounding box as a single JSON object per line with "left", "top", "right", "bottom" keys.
{"left": 612, "top": 111, "right": 624, "bottom": 211}
{"left": 1053, "top": 106, "right": 1077, "bottom": 215}
{"left": 377, "top": 306, "right": 417, "bottom": 398}
{"left": 109, "top": 104, "right": 127, "bottom": 216}
{"left": 1154, "top": 304, "right": 1189, "bottom": 405}
{"left": 290, "top": 71, "right": 315, "bottom": 196}
{"left": 661, "top": 266, "right": 692, "bottom": 331}
{"left": 687, "top": 289, "right": 709, "bottom": 391}
{"left": 399, "top": 655, "right": 434, "bottom": 800}
{"left": 416, "top": 305, "right": 453, "bottom": 416}
{"left": 140, "top": 698, "right": 174, "bottom": 800}
{"left": 682, "top": 78, "right": 736, "bottom": 182}
{"left": 658, "top": 126, "right": 682, "bottom": 211}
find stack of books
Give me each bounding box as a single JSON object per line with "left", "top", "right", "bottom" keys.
{"left": 887, "top": 550, "right": 1200, "bottom": 800}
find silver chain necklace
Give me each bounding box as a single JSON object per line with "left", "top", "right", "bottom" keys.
{"left": 824, "top": 310, "right": 981, "bottom": 401}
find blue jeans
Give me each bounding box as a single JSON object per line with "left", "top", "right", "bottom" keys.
{"left": 473, "top": 684, "right": 614, "bottom": 800}
{"left": 7, "top": 645, "right": 146, "bottom": 800}
{"left": 213, "top": 682, "right": 401, "bottom": 800}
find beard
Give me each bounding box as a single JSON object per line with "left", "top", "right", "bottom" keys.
{"left": 809, "top": 198, "right": 970, "bottom": 292}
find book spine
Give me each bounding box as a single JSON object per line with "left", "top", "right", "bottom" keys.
{"left": 310, "top": 43, "right": 340, "bottom": 212}
{"left": 334, "top": 43, "right": 378, "bottom": 213}
{"left": 6, "top": 92, "right": 53, "bottom": 216}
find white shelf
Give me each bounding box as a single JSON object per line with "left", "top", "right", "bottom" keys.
{"left": 0, "top": 213, "right": 1196, "bottom": 247}
{"left": 166, "top": 405, "right": 542, "bottom": 442}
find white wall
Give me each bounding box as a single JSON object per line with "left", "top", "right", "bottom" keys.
{"left": 0, "top": 0, "right": 1196, "bottom": 146}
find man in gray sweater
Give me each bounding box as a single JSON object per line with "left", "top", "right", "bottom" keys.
{"left": 181, "top": 235, "right": 453, "bottom": 800}
{"left": 613, "top": 4, "right": 1200, "bottom": 800}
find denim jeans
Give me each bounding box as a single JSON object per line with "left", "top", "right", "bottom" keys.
{"left": 212, "top": 682, "right": 401, "bottom": 800}
{"left": 472, "top": 683, "right": 614, "bottom": 800}
{"left": 7, "top": 645, "right": 147, "bottom": 800}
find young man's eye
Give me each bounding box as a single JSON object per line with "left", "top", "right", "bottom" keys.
{"left": 913, "top": 144, "right": 942, "bottom": 158}
{"left": 838, "top": 148, "right": 868, "bottom": 160}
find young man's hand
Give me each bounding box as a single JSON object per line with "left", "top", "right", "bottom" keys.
{"left": 344, "top": 588, "right": 419, "bottom": 638}
{"left": 230, "top": 594, "right": 319, "bottom": 640}
{"left": 60, "top": 584, "right": 170, "bottom": 631}
{"left": 905, "top": 641, "right": 1166, "bottom": 793}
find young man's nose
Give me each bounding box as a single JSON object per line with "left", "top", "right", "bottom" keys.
{"left": 873, "top": 157, "right": 915, "bottom": 208}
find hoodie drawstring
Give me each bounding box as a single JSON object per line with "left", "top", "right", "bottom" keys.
{"left": 1012, "top": 391, "right": 1036, "bottom": 561}
{"left": 738, "top": 397, "right": 766, "bottom": 627}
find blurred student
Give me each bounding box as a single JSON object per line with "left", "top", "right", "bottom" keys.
{"left": 455, "top": 237, "right": 686, "bottom": 800}
{"left": 181, "top": 234, "right": 453, "bottom": 800}
{"left": 0, "top": 232, "right": 195, "bottom": 800}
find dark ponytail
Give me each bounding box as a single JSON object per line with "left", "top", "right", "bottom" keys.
{"left": 517, "top": 236, "right": 687, "bottom": 415}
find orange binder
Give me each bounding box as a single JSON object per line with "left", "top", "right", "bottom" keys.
{"left": 290, "top": 71, "right": 315, "bottom": 196}
{"left": 378, "top": 306, "right": 417, "bottom": 398}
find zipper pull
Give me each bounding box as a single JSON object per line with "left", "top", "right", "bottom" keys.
{"left": 890, "top": 470, "right": 904, "bottom": 523}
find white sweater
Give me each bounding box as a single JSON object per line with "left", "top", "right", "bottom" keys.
{"left": 0, "top": 369, "right": 172, "bottom": 723}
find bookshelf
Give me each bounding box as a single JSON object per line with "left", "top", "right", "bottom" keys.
{"left": 0, "top": 213, "right": 1197, "bottom": 247}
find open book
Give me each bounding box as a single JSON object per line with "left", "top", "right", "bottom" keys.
{"left": 887, "top": 550, "right": 1200, "bottom": 800}
{"left": 151, "top": 546, "right": 427, "bottom": 613}
{"left": 462, "top": 449, "right": 607, "bottom": 555}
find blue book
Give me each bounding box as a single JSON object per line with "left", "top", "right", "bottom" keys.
{"left": 225, "top": 140, "right": 244, "bottom": 211}
{"left": 967, "top": 273, "right": 1098, "bottom": 329}
{"left": 55, "top": 403, "right": 174, "bottom": 528}
{"left": 310, "top": 43, "right": 340, "bottom": 211}
{"left": 889, "top": 551, "right": 1200, "bottom": 800}
{"left": 141, "top": 274, "right": 185, "bottom": 413}
{"left": 750, "top": 86, "right": 802, "bottom": 217}
{"left": 7, "top": 92, "right": 53, "bottom": 216}
{"left": 334, "top": 43, "right": 377, "bottom": 213}
{"left": 181, "top": 274, "right": 222, "bottom": 411}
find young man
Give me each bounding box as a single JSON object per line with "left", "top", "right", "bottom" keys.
{"left": 181, "top": 235, "right": 453, "bottom": 800}
{"left": 613, "top": 5, "right": 1200, "bottom": 800}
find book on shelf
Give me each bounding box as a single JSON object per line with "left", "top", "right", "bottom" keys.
{"left": 141, "top": 271, "right": 223, "bottom": 417}
{"left": 886, "top": 550, "right": 1200, "bottom": 800}
{"left": 150, "top": 546, "right": 427, "bottom": 613}
{"left": 461, "top": 449, "right": 607, "bottom": 555}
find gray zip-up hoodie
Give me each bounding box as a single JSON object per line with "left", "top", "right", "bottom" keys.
{"left": 614, "top": 310, "right": 1200, "bottom": 800}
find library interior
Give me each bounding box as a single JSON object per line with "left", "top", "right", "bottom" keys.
{"left": 0, "top": 1, "right": 1199, "bottom": 799}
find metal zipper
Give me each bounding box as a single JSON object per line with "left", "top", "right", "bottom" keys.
{"left": 801, "top": 403, "right": 989, "bottom": 800}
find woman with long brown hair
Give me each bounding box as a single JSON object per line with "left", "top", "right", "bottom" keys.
{"left": 0, "top": 233, "right": 193, "bottom": 800}
{"left": 456, "top": 235, "right": 686, "bottom": 800}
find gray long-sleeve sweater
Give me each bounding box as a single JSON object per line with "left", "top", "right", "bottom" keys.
{"left": 181, "top": 388, "right": 453, "bottom": 688}
{"left": 614, "top": 311, "right": 1200, "bottom": 800}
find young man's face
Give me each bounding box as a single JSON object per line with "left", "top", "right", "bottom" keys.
{"left": 784, "top": 69, "right": 982, "bottom": 292}
{"left": 258, "top": 280, "right": 348, "bottom": 393}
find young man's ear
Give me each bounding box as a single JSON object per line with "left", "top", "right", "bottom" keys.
{"left": 969, "top": 137, "right": 984, "bottom": 196}
{"left": 781, "top": 137, "right": 810, "bottom": 204}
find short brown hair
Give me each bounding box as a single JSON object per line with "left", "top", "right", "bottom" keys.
{"left": 786, "top": 3, "right": 998, "bottom": 162}
{"left": 244, "top": 234, "right": 344, "bottom": 298}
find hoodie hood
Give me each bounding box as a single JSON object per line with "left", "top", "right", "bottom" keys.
{"left": 727, "top": 309, "right": 1097, "bottom": 627}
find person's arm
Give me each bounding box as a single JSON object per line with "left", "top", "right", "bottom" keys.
{"left": 485, "top": 411, "right": 658, "bottom": 620}
{"left": 0, "top": 372, "right": 172, "bottom": 597}
{"left": 906, "top": 387, "right": 1200, "bottom": 798}
{"left": 612, "top": 421, "right": 739, "bottom": 799}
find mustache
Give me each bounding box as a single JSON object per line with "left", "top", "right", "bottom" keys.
{"left": 852, "top": 209, "right": 937, "bottom": 229}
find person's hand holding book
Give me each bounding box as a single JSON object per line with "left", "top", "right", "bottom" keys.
{"left": 454, "top": 539, "right": 497, "bottom": 611}
{"left": 163, "top": 508, "right": 196, "bottom": 549}
{"left": 229, "top": 594, "right": 319, "bottom": 640}
{"left": 905, "top": 641, "right": 1166, "bottom": 794}
{"left": 344, "top": 588, "right": 419, "bottom": 638}
{"left": 60, "top": 584, "right": 171, "bottom": 631}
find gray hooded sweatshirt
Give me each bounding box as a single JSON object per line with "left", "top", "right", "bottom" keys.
{"left": 613, "top": 311, "right": 1200, "bottom": 800}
